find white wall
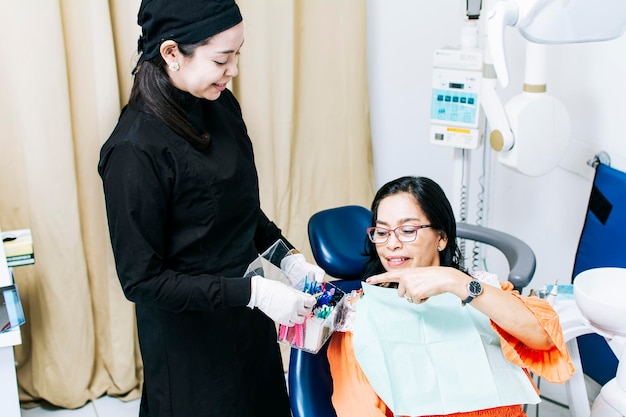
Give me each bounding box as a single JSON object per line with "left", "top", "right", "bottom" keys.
{"left": 367, "top": 0, "right": 626, "bottom": 292}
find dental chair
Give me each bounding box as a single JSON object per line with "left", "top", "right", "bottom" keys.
{"left": 288, "top": 205, "right": 537, "bottom": 417}
{"left": 571, "top": 162, "right": 625, "bottom": 387}
{"left": 554, "top": 161, "right": 626, "bottom": 417}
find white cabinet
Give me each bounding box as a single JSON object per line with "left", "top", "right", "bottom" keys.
{"left": 0, "top": 228, "right": 21, "bottom": 417}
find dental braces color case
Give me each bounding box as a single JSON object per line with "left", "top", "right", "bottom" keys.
{"left": 245, "top": 240, "right": 348, "bottom": 354}
{"left": 277, "top": 280, "right": 347, "bottom": 354}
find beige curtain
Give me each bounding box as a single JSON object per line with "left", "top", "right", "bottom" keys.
{"left": 236, "top": 0, "right": 374, "bottom": 255}
{"left": 0, "top": 0, "right": 372, "bottom": 409}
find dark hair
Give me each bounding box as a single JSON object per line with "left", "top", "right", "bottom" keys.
{"left": 362, "top": 176, "right": 465, "bottom": 278}
{"left": 129, "top": 40, "right": 211, "bottom": 150}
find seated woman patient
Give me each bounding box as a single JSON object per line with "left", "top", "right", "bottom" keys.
{"left": 328, "top": 176, "right": 574, "bottom": 417}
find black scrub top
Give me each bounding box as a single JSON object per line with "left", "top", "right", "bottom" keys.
{"left": 98, "top": 89, "right": 292, "bottom": 417}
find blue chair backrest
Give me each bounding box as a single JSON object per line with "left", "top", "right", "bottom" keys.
{"left": 289, "top": 205, "right": 372, "bottom": 417}
{"left": 571, "top": 163, "right": 625, "bottom": 386}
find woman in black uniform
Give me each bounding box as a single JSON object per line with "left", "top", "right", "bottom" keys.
{"left": 98, "top": 1, "right": 323, "bottom": 416}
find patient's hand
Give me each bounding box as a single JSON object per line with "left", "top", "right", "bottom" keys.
{"left": 366, "top": 266, "right": 470, "bottom": 304}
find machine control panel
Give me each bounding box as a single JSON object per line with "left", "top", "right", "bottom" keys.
{"left": 430, "top": 48, "right": 483, "bottom": 149}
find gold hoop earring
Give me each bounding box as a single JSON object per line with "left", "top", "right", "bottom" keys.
{"left": 169, "top": 62, "right": 180, "bottom": 72}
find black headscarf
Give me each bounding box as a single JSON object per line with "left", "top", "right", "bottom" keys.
{"left": 136, "top": 0, "right": 242, "bottom": 63}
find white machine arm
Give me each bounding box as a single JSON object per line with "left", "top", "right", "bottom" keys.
{"left": 480, "top": 45, "right": 515, "bottom": 152}
{"left": 486, "top": 0, "right": 626, "bottom": 88}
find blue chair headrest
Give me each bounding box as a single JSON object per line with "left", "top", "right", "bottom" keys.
{"left": 307, "top": 205, "right": 371, "bottom": 281}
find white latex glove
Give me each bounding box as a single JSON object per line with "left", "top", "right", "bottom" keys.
{"left": 280, "top": 253, "right": 326, "bottom": 290}
{"left": 247, "top": 275, "right": 316, "bottom": 326}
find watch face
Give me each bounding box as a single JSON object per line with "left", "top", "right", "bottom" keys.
{"left": 468, "top": 280, "right": 483, "bottom": 296}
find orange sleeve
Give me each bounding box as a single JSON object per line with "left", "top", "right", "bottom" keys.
{"left": 327, "top": 331, "right": 393, "bottom": 417}
{"left": 490, "top": 282, "right": 575, "bottom": 383}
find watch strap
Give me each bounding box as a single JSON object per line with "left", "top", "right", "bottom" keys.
{"left": 462, "top": 278, "right": 483, "bottom": 306}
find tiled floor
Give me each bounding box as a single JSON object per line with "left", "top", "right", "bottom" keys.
{"left": 20, "top": 395, "right": 140, "bottom": 417}
{"left": 20, "top": 374, "right": 602, "bottom": 417}
{"left": 525, "top": 375, "right": 601, "bottom": 417}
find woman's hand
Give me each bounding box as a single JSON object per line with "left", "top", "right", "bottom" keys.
{"left": 368, "top": 266, "right": 554, "bottom": 350}
{"left": 366, "top": 266, "right": 469, "bottom": 304}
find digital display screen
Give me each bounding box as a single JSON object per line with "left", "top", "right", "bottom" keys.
{"left": 430, "top": 88, "right": 479, "bottom": 126}
{"left": 449, "top": 82, "right": 464, "bottom": 89}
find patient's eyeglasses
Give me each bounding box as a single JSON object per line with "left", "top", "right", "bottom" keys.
{"left": 366, "top": 225, "right": 432, "bottom": 244}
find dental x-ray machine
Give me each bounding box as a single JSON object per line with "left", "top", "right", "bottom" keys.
{"left": 482, "top": 0, "right": 626, "bottom": 176}
{"left": 431, "top": 0, "right": 626, "bottom": 177}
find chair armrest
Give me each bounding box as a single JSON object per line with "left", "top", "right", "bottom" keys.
{"left": 456, "top": 222, "right": 536, "bottom": 292}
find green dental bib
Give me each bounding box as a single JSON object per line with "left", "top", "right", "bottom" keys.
{"left": 352, "top": 283, "right": 540, "bottom": 416}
